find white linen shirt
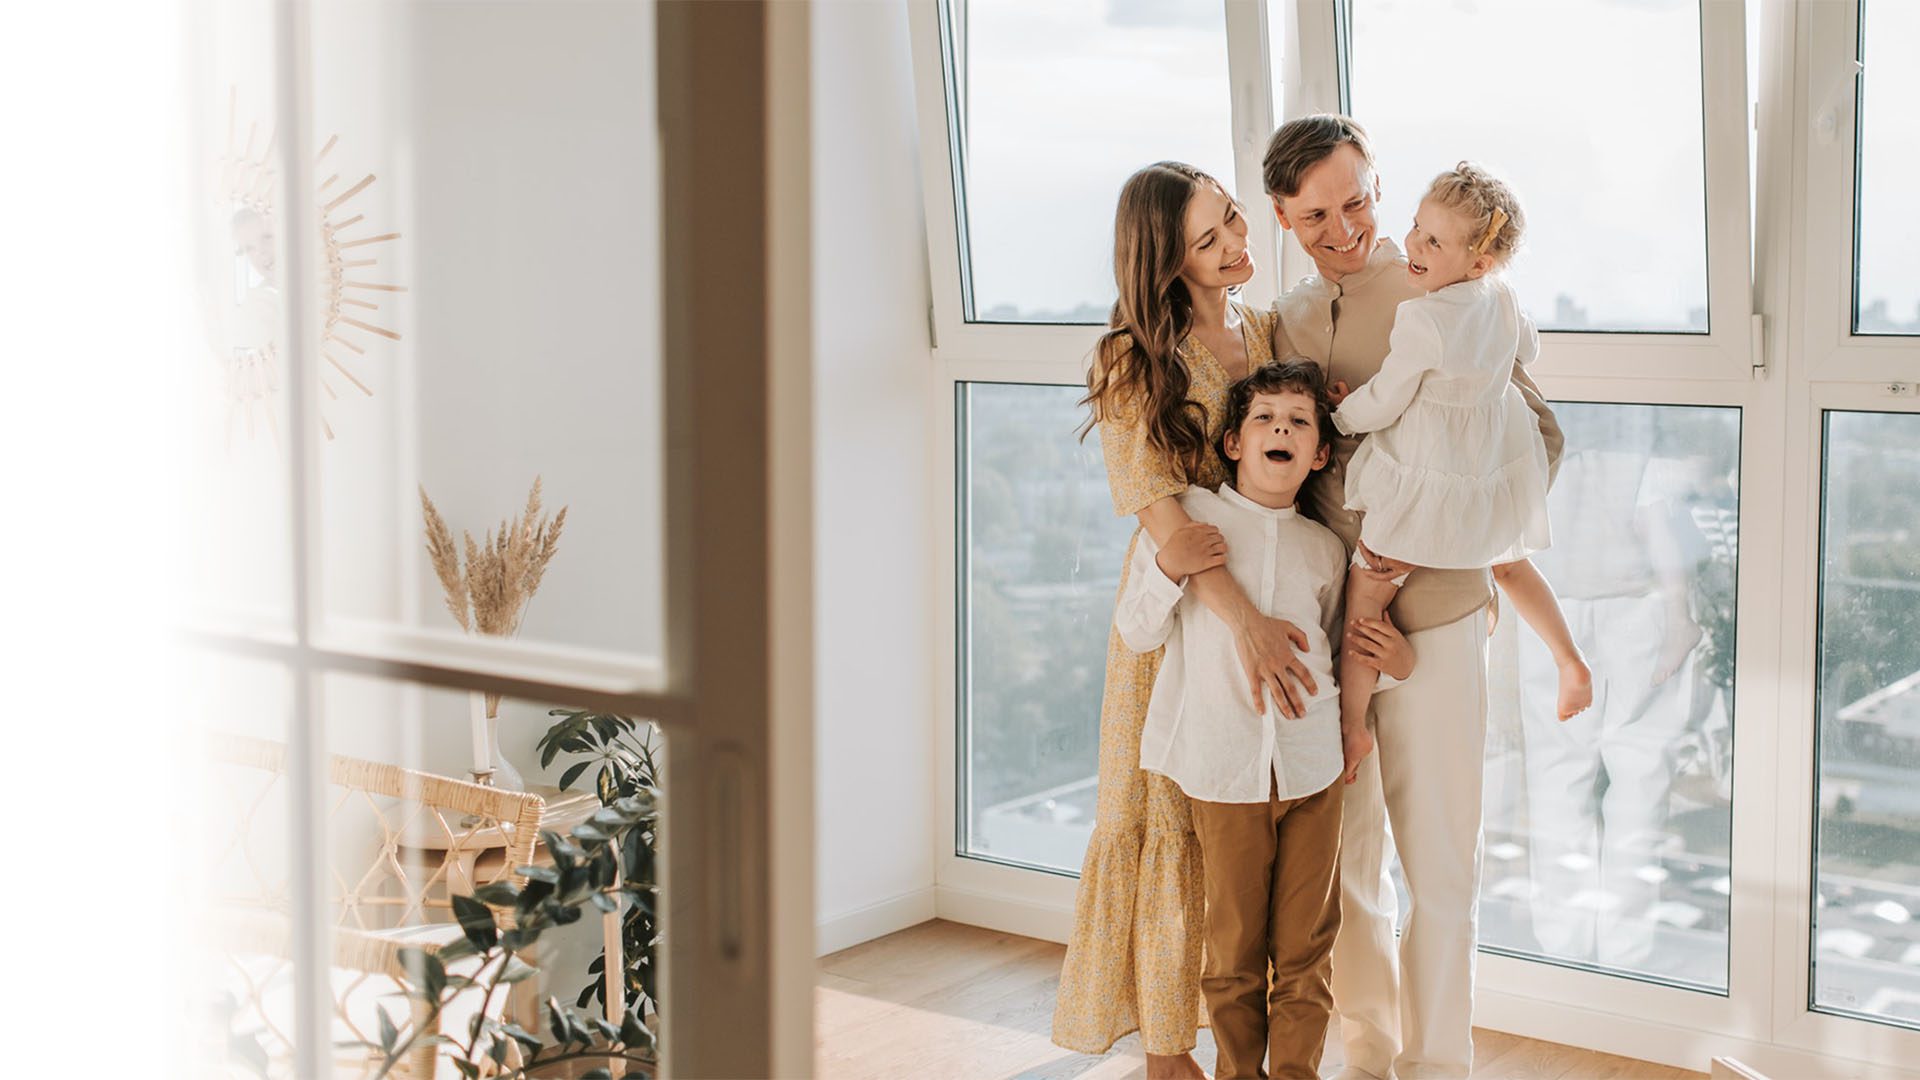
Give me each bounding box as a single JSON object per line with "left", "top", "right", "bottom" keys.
{"left": 1118, "top": 484, "right": 1392, "bottom": 804}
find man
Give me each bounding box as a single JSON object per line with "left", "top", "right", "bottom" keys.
{"left": 1261, "top": 114, "right": 1565, "bottom": 1079}
{"left": 1518, "top": 408, "right": 1707, "bottom": 972}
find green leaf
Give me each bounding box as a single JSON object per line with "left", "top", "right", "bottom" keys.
{"left": 501, "top": 1021, "right": 543, "bottom": 1051}
{"left": 437, "top": 937, "right": 478, "bottom": 963}
{"left": 229, "top": 1032, "right": 270, "bottom": 1077}
{"left": 453, "top": 893, "right": 499, "bottom": 951}
{"left": 398, "top": 947, "right": 448, "bottom": 999}
{"left": 546, "top": 996, "right": 577, "bottom": 1046}
{"left": 619, "top": 1008, "right": 652, "bottom": 1049}
{"left": 489, "top": 1032, "right": 510, "bottom": 1066}
{"left": 473, "top": 880, "right": 521, "bottom": 906}
{"left": 572, "top": 822, "right": 612, "bottom": 842}
{"left": 453, "top": 1059, "right": 480, "bottom": 1080}
{"left": 375, "top": 1004, "right": 398, "bottom": 1053}
{"left": 583, "top": 1069, "right": 614, "bottom": 1080}
{"left": 498, "top": 957, "right": 542, "bottom": 984}
{"left": 558, "top": 759, "right": 592, "bottom": 790}
{"left": 589, "top": 891, "right": 619, "bottom": 913}
{"left": 518, "top": 864, "right": 561, "bottom": 885}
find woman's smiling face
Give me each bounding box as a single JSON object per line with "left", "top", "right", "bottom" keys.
{"left": 1178, "top": 183, "right": 1254, "bottom": 293}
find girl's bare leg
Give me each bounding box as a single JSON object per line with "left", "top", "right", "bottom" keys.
{"left": 1492, "top": 557, "right": 1593, "bottom": 720}
{"left": 1338, "top": 571, "right": 1397, "bottom": 782}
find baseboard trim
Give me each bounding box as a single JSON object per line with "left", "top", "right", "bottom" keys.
{"left": 816, "top": 887, "right": 937, "bottom": 957}
{"left": 1474, "top": 989, "right": 1919, "bottom": 1079}
{"left": 933, "top": 884, "right": 1072, "bottom": 945}
{"left": 921, "top": 892, "right": 1920, "bottom": 1079}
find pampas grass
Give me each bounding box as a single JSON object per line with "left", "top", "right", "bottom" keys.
{"left": 419, "top": 478, "right": 568, "bottom": 716}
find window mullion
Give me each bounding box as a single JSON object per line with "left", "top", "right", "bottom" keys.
{"left": 1223, "top": 0, "right": 1279, "bottom": 306}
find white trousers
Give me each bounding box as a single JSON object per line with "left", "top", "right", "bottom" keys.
{"left": 1519, "top": 592, "right": 1690, "bottom": 969}
{"left": 1332, "top": 607, "right": 1488, "bottom": 1080}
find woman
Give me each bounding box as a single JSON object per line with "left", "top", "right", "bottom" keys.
{"left": 1051, "top": 162, "right": 1321, "bottom": 1079}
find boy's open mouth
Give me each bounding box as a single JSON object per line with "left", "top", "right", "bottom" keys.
{"left": 1265, "top": 448, "right": 1293, "bottom": 463}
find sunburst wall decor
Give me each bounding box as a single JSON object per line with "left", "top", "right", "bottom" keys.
{"left": 212, "top": 89, "right": 406, "bottom": 444}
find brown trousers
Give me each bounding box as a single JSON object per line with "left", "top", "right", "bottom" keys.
{"left": 1189, "top": 779, "right": 1343, "bottom": 1080}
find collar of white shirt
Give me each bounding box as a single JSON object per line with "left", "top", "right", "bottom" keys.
{"left": 1217, "top": 482, "right": 1300, "bottom": 520}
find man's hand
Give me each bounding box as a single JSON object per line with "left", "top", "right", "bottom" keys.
{"left": 1652, "top": 612, "right": 1704, "bottom": 685}
{"left": 1328, "top": 379, "right": 1353, "bottom": 407}
{"left": 1234, "top": 614, "right": 1316, "bottom": 718}
{"left": 1347, "top": 613, "right": 1415, "bottom": 681}
{"left": 1155, "top": 522, "right": 1228, "bottom": 581}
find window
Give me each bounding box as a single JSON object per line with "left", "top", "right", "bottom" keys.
{"left": 1347, "top": 0, "right": 1710, "bottom": 333}
{"left": 1813, "top": 411, "right": 1920, "bottom": 1026}
{"left": 942, "top": 0, "right": 1237, "bottom": 324}
{"left": 1479, "top": 403, "right": 1740, "bottom": 991}
{"left": 913, "top": 0, "right": 1920, "bottom": 1071}
{"left": 1852, "top": 1, "right": 1920, "bottom": 335}
{"left": 186, "top": 2, "right": 805, "bottom": 1074}
{"left": 958, "top": 382, "right": 1133, "bottom": 872}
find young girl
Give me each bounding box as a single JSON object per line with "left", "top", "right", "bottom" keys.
{"left": 1331, "top": 162, "right": 1592, "bottom": 781}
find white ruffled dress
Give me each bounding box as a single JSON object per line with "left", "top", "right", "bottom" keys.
{"left": 1332, "top": 275, "right": 1552, "bottom": 570}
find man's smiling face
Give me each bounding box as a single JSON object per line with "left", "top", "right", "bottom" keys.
{"left": 1269, "top": 143, "right": 1382, "bottom": 281}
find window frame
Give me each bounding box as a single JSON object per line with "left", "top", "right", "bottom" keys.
{"left": 914, "top": 0, "right": 1920, "bottom": 1074}
{"left": 1794, "top": 0, "right": 1920, "bottom": 382}
{"left": 199, "top": 4, "right": 816, "bottom": 1076}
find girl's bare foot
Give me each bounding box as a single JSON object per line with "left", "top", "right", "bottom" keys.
{"left": 1557, "top": 656, "right": 1594, "bottom": 720}
{"left": 1341, "top": 722, "right": 1375, "bottom": 785}
{"left": 1146, "top": 1051, "right": 1207, "bottom": 1080}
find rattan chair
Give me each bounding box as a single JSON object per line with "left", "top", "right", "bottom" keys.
{"left": 208, "top": 733, "right": 546, "bottom": 1078}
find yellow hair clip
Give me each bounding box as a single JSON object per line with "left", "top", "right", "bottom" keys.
{"left": 1473, "top": 207, "right": 1509, "bottom": 255}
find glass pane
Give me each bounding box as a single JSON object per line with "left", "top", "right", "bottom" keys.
{"left": 185, "top": 0, "right": 298, "bottom": 634}
{"left": 1854, "top": 0, "right": 1920, "bottom": 334}
{"left": 192, "top": 653, "right": 305, "bottom": 1075}
{"left": 1348, "top": 1, "right": 1710, "bottom": 333}
{"left": 313, "top": 671, "right": 667, "bottom": 1076}
{"left": 959, "top": 383, "right": 1135, "bottom": 872}
{"left": 303, "top": 2, "right": 665, "bottom": 664}
{"left": 1813, "top": 410, "right": 1920, "bottom": 1026}
{"left": 1477, "top": 404, "right": 1741, "bottom": 990}
{"left": 950, "top": 0, "right": 1236, "bottom": 323}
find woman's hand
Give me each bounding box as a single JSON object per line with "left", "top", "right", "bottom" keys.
{"left": 1347, "top": 613, "right": 1415, "bottom": 681}
{"left": 1233, "top": 614, "right": 1316, "bottom": 718}
{"left": 1154, "top": 523, "right": 1228, "bottom": 581}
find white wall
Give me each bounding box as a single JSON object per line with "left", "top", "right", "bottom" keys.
{"left": 811, "top": 0, "right": 940, "bottom": 955}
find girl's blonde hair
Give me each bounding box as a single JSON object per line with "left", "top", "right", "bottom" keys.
{"left": 1079, "top": 161, "right": 1236, "bottom": 483}
{"left": 1424, "top": 161, "right": 1525, "bottom": 267}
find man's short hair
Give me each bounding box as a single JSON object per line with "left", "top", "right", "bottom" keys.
{"left": 1262, "top": 114, "right": 1377, "bottom": 199}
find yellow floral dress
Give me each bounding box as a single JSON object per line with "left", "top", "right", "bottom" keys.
{"left": 1052, "top": 304, "right": 1278, "bottom": 1056}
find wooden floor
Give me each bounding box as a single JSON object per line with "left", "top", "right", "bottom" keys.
{"left": 817, "top": 920, "right": 1707, "bottom": 1080}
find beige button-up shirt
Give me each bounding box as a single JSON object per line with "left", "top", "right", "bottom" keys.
{"left": 1275, "top": 239, "right": 1565, "bottom": 633}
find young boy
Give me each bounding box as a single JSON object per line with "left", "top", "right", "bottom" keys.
{"left": 1115, "top": 359, "right": 1409, "bottom": 1079}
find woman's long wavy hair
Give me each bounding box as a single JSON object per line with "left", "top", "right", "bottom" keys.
{"left": 1079, "top": 161, "right": 1230, "bottom": 484}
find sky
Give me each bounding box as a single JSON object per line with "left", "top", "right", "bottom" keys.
{"left": 957, "top": 0, "right": 1917, "bottom": 332}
